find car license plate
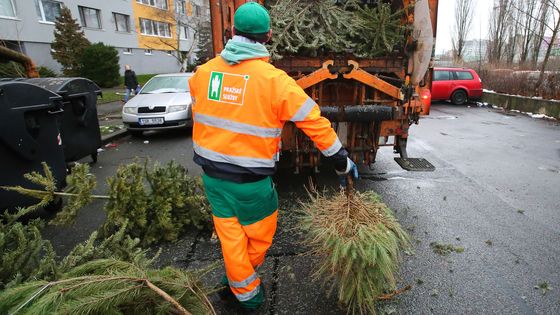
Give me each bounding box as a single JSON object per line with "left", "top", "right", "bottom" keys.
{"left": 139, "top": 117, "right": 164, "bottom": 125}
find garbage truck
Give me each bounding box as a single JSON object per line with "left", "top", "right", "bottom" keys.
{"left": 208, "top": 0, "right": 438, "bottom": 172}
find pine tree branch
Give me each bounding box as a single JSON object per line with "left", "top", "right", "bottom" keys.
{"left": 10, "top": 275, "right": 193, "bottom": 315}
{"left": 0, "top": 186, "right": 110, "bottom": 200}
{"left": 143, "top": 279, "right": 192, "bottom": 315}
{"left": 58, "top": 276, "right": 139, "bottom": 293}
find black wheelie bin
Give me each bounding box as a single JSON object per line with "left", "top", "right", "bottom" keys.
{"left": 0, "top": 81, "right": 67, "bottom": 211}
{"left": 23, "top": 78, "right": 102, "bottom": 163}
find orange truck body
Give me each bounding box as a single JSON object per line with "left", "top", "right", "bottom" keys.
{"left": 208, "top": 0, "right": 439, "bottom": 170}
{"left": 0, "top": 45, "right": 39, "bottom": 78}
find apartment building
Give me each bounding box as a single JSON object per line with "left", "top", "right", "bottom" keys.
{"left": 0, "top": 0, "right": 209, "bottom": 74}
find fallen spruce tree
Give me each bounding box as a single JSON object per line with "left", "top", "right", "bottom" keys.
{"left": 0, "top": 258, "right": 215, "bottom": 315}
{"left": 0, "top": 162, "right": 214, "bottom": 314}
{"left": 3, "top": 161, "right": 211, "bottom": 246}
{"left": 300, "top": 188, "right": 410, "bottom": 314}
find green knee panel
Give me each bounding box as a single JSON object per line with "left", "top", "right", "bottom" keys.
{"left": 202, "top": 174, "right": 278, "bottom": 226}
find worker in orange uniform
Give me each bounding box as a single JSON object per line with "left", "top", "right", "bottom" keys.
{"left": 188, "top": 2, "right": 358, "bottom": 311}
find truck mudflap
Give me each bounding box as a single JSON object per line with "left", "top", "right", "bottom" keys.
{"left": 320, "top": 105, "right": 393, "bottom": 122}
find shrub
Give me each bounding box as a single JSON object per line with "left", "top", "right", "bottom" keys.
{"left": 478, "top": 65, "right": 560, "bottom": 99}
{"left": 37, "top": 66, "right": 57, "bottom": 77}
{"left": 79, "top": 43, "right": 120, "bottom": 87}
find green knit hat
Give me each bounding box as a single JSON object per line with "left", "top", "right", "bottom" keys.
{"left": 234, "top": 2, "right": 270, "bottom": 34}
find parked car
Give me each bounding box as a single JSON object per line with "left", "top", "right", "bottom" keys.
{"left": 122, "top": 73, "right": 193, "bottom": 136}
{"left": 431, "top": 67, "right": 482, "bottom": 105}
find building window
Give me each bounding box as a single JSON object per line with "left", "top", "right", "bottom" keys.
{"left": 79, "top": 6, "right": 101, "bottom": 29}
{"left": 144, "top": 49, "right": 152, "bottom": 55}
{"left": 136, "top": 0, "right": 168, "bottom": 10}
{"left": 123, "top": 48, "right": 133, "bottom": 55}
{"left": 177, "top": 0, "right": 186, "bottom": 15}
{"left": 0, "top": 0, "right": 16, "bottom": 18}
{"left": 139, "top": 18, "right": 171, "bottom": 38}
{"left": 180, "top": 25, "right": 188, "bottom": 39}
{"left": 113, "top": 12, "right": 130, "bottom": 32}
{"left": 35, "top": 0, "right": 61, "bottom": 23}
{"left": 193, "top": 4, "right": 200, "bottom": 16}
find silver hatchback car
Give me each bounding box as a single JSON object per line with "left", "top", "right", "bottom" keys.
{"left": 122, "top": 73, "right": 193, "bottom": 135}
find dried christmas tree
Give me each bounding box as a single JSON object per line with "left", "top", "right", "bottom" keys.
{"left": 266, "top": 0, "right": 410, "bottom": 59}
{"left": 0, "top": 164, "right": 216, "bottom": 314}
{"left": 103, "top": 160, "right": 211, "bottom": 246}
{"left": 2, "top": 161, "right": 211, "bottom": 246}
{"left": 0, "top": 203, "right": 152, "bottom": 290}
{"left": 299, "top": 188, "right": 410, "bottom": 315}
{"left": 0, "top": 215, "right": 56, "bottom": 290}
{"left": 267, "top": 0, "right": 360, "bottom": 59}
{"left": 352, "top": 2, "right": 410, "bottom": 58}
{"left": 0, "top": 258, "right": 215, "bottom": 315}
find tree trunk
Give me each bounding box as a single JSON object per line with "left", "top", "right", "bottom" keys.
{"left": 532, "top": 1, "right": 550, "bottom": 68}
{"left": 535, "top": 12, "right": 560, "bottom": 94}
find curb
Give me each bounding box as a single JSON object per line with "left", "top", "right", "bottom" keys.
{"left": 101, "top": 129, "right": 129, "bottom": 145}
{"left": 482, "top": 91, "right": 560, "bottom": 119}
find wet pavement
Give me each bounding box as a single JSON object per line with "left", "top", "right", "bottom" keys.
{"left": 41, "top": 102, "right": 560, "bottom": 314}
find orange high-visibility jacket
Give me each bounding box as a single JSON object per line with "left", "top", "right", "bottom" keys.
{"left": 189, "top": 56, "right": 344, "bottom": 177}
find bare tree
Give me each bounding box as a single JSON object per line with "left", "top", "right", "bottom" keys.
{"left": 512, "top": 0, "right": 558, "bottom": 92}
{"left": 511, "top": 0, "right": 550, "bottom": 66}
{"left": 517, "top": 0, "right": 538, "bottom": 64}
{"left": 452, "top": 0, "right": 475, "bottom": 62}
{"left": 505, "top": 0, "right": 522, "bottom": 64}
{"left": 531, "top": 0, "right": 551, "bottom": 67}
{"left": 147, "top": 0, "right": 209, "bottom": 71}
{"left": 488, "top": 0, "right": 514, "bottom": 63}
{"left": 535, "top": 0, "right": 560, "bottom": 91}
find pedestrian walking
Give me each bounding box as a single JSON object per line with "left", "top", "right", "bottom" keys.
{"left": 188, "top": 2, "right": 357, "bottom": 311}
{"left": 123, "top": 64, "right": 139, "bottom": 102}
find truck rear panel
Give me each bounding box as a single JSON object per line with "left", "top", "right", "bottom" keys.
{"left": 208, "top": 0, "right": 438, "bottom": 171}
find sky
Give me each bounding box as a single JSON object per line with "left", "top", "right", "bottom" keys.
{"left": 435, "top": 0, "right": 493, "bottom": 54}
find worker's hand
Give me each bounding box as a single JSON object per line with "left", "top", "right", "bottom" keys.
{"left": 336, "top": 158, "right": 358, "bottom": 187}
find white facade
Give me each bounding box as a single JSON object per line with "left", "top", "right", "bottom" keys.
{"left": 0, "top": 0, "right": 209, "bottom": 74}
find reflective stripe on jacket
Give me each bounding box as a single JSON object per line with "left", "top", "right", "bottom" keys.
{"left": 189, "top": 56, "right": 342, "bottom": 175}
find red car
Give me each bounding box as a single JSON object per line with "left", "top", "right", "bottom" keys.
{"left": 431, "top": 67, "right": 483, "bottom": 105}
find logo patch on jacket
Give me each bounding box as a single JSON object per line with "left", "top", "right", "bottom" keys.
{"left": 207, "top": 71, "right": 249, "bottom": 105}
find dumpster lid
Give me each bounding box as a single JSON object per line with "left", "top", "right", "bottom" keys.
{"left": 23, "top": 77, "right": 101, "bottom": 98}
{"left": 0, "top": 81, "right": 63, "bottom": 161}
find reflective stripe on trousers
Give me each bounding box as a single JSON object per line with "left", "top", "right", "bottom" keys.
{"left": 213, "top": 211, "right": 278, "bottom": 303}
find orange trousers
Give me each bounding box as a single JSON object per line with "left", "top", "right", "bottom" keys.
{"left": 213, "top": 210, "right": 278, "bottom": 304}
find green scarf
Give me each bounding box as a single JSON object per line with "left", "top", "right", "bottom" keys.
{"left": 220, "top": 37, "right": 270, "bottom": 65}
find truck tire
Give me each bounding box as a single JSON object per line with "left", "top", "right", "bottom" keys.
{"left": 451, "top": 90, "right": 467, "bottom": 105}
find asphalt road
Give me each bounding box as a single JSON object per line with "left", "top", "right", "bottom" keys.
{"left": 42, "top": 102, "right": 560, "bottom": 314}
